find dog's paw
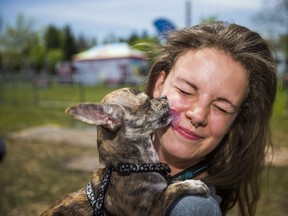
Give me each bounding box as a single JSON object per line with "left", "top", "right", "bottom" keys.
{"left": 182, "top": 179, "right": 209, "bottom": 195}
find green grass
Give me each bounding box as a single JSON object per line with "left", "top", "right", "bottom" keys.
{"left": 0, "top": 83, "right": 142, "bottom": 134}
{"left": 0, "top": 82, "right": 287, "bottom": 215}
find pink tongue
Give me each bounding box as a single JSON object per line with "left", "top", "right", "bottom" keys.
{"left": 170, "top": 109, "right": 180, "bottom": 128}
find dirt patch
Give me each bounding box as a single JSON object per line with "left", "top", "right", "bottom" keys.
{"left": 65, "top": 155, "right": 104, "bottom": 172}
{"left": 8, "top": 126, "right": 288, "bottom": 172}
{"left": 8, "top": 125, "right": 97, "bottom": 147}
{"left": 266, "top": 147, "right": 288, "bottom": 167}
{"left": 8, "top": 125, "right": 103, "bottom": 172}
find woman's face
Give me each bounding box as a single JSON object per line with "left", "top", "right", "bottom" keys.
{"left": 153, "top": 48, "right": 248, "bottom": 168}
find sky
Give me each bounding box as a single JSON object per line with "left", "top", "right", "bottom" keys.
{"left": 0, "top": 0, "right": 283, "bottom": 42}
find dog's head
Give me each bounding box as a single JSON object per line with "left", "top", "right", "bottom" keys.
{"left": 66, "top": 88, "right": 172, "bottom": 163}
{"left": 66, "top": 88, "right": 172, "bottom": 135}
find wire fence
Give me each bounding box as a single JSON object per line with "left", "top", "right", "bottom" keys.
{"left": 0, "top": 74, "right": 102, "bottom": 108}
{"left": 0, "top": 74, "right": 145, "bottom": 108}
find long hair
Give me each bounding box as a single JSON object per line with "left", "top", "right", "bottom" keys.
{"left": 144, "top": 21, "right": 277, "bottom": 216}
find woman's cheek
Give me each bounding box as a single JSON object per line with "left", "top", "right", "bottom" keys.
{"left": 209, "top": 116, "right": 232, "bottom": 138}
{"left": 167, "top": 94, "right": 190, "bottom": 111}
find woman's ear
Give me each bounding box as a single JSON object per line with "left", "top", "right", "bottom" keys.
{"left": 153, "top": 71, "right": 166, "bottom": 98}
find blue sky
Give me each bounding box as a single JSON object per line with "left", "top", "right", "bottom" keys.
{"left": 0, "top": 0, "right": 282, "bottom": 42}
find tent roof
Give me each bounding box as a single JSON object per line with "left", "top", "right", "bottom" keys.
{"left": 73, "top": 43, "right": 147, "bottom": 61}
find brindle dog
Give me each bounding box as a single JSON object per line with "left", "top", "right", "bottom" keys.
{"left": 41, "top": 88, "right": 208, "bottom": 216}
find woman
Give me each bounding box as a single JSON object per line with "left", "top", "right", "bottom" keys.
{"left": 144, "top": 21, "right": 277, "bottom": 215}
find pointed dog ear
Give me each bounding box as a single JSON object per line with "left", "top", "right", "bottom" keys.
{"left": 66, "top": 103, "right": 124, "bottom": 131}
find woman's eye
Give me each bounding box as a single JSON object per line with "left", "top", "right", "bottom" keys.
{"left": 178, "top": 88, "right": 193, "bottom": 96}
{"left": 214, "top": 105, "right": 234, "bottom": 114}
{"left": 215, "top": 106, "right": 228, "bottom": 113}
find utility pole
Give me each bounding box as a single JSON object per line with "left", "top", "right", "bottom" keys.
{"left": 185, "top": 0, "right": 192, "bottom": 27}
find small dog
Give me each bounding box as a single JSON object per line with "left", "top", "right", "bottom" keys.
{"left": 41, "top": 88, "right": 208, "bottom": 216}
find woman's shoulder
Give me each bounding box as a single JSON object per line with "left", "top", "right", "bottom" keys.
{"left": 166, "top": 185, "right": 222, "bottom": 216}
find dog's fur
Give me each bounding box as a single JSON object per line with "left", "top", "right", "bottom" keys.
{"left": 41, "top": 88, "right": 208, "bottom": 216}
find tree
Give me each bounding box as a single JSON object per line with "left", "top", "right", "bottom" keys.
{"left": 0, "top": 13, "right": 39, "bottom": 72}
{"left": 255, "top": 0, "right": 288, "bottom": 56}
{"left": 28, "top": 38, "right": 46, "bottom": 73}
{"left": 200, "top": 16, "right": 219, "bottom": 24}
{"left": 44, "top": 25, "right": 61, "bottom": 49}
{"left": 46, "top": 49, "right": 63, "bottom": 73}
{"left": 62, "top": 25, "right": 77, "bottom": 61}
{"left": 75, "top": 34, "right": 94, "bottom": 52}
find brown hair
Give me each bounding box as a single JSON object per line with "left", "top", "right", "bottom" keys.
{"left": 144, "top": 21, "right": 277, "bottom": 216}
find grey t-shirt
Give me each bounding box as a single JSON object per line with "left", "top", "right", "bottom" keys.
{"left": 167, "top": 186, "right": 222, "bottom": 216}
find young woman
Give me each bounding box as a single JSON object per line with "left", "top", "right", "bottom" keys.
{"left": 145, "top": 21, "right": 277, "bottom": 215}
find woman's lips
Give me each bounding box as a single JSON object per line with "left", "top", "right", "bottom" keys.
{"left": 173, "top": 125, "right": 203, "bottom": 140}
{"left": 169, "top": 109, "right": 203, "bottom": 140}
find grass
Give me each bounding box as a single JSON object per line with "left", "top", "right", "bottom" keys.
{"left": 0, "top": 81, "right": 287, "bottom": 215}
{"left": 0, "top": 83, "right": 142, "bottom": 134}
{"left": 0, "top": 139, "right": 94, "bottom": 215}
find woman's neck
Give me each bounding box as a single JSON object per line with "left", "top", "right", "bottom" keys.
{"left": 155, "top": 146, "right": 203, "bottom": 176}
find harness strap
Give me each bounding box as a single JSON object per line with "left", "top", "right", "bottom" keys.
{"left": 86, "top": 168, "right": 112, "bottom": 216}
{"left": 170, "top": 160, "right": 209, "bottom": 182}
{"left": 85, "top": 162, "right": 171, "bottom": 215}
{"left": 85, "top": 161, "right": 209, "bottom": 215}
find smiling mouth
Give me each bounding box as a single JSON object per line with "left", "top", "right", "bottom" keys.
{"left": 174, "top": 125, "right": 203, "bottom": 140}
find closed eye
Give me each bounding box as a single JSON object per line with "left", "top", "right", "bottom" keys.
{"left": 213, "top": 104, "right": 237, "bottom": 114}
{"left": 177, "top": 88, "right": 195, "bottom": 97}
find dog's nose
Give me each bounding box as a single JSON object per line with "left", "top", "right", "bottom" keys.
{"left": 160, "top": 96, "right": 167, "bottom": 100}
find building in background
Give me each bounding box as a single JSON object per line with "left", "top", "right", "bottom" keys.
{"left": 71, "top": 43, "right": 148, "bottom": 85}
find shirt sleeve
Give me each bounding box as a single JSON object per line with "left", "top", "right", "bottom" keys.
{"left": 166, "top": 190, "right": 222, "bottom": 216}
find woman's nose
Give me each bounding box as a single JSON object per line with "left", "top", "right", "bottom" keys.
{"left": 186, "top": 102, "right": 209, "bottom": 127}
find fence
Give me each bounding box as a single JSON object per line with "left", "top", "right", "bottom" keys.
{"left": 0, "top": 74, "right": 112, "bottom": 108}
{"left": 0, "top": 74, "right": 145, "bottom": 108}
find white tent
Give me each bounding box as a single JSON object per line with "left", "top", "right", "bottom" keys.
{"left": 72, "top": 43, "right": 148, "bottom": 85}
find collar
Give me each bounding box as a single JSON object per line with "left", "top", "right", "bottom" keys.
{"left": 112, "top": 162, "right": 171, "bottom": 177}
{"left": 85, "top": 162, "right": 171, "bottom": 216}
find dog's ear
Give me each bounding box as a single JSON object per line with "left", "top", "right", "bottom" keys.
{"left": 66, "top": 103, "right": 124, "bottom": 131}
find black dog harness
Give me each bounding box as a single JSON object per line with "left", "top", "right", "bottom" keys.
{"left": 85, "top": 163, "right": 171, "bottom": 216}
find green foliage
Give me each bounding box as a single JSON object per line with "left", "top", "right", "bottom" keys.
{"left": 0, "top": 14, "right": 38, "bottom": 72}
{"left": 44, "top": 25, "right": 62, "bottom": 49}
{"left": 277, "top": 34, "right": 288, "bottom": 56}
{"left": 46, "top": 49, "right": 64, "bottom": 73}
{"left": 0, "top": 14, "right": 95, "bottom": 74}
{"left": 29, "top": 43, "right": 46, "bottom": 71}
{"left": 62, "top": 25, "right": 77, "bottom": 61}
{"left": 0, "top": 13, "right": 156, "bottom": 75}
{"left": 200, "top": 16, "right": 219, "bottom": 24}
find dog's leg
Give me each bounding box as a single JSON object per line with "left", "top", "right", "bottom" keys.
{"left": 41, "top": 169, "right": 104, "bottom": 216}
{"left": 40, "top": 189, "right": 93, "bottom": 216}
{"left": 149, "top": 180, "right": 209, "bottom": 216}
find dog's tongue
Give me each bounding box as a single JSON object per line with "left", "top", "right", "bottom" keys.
{"left": 170, "top": 109, "right": 180, "bottom": 128}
